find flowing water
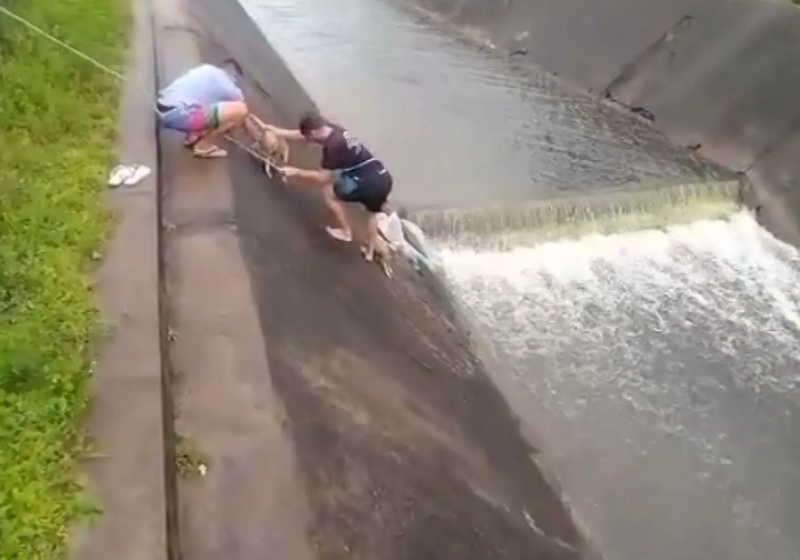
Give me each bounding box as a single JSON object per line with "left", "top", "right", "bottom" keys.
{"left": 238, "top": 0, "right": 800, "bottom": 558}
{"left": 439, "top": 214, "right": 800, "bottom": 560}
{"left": 238, "top": 0, "right": 726, "bottom": 210}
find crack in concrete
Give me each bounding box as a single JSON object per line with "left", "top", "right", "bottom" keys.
{"left": 601, "top": 13, "right": 693, "bottom": 100}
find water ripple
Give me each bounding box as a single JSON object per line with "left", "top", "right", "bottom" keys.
{"left": 239, "top": 0, "right": 726, "bottom": 209}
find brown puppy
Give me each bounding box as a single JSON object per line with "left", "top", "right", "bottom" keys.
{"left": 362, "top": 225, "right": 397, "bottom": 279}
{"left": 373, "top": 234, "right": 395, "bottom": 278}
{"left": 244, "top": 115, "right": 290, "bottom": 177}
{"left": 257, "top": 128, "right": 290, "bottom": 178}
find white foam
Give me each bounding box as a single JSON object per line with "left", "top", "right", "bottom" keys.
{"left": 438, "top": 211, "right": 800, "bottom": 559}
{"left": 439, "top": 210, "right": 800, "bottom": 448}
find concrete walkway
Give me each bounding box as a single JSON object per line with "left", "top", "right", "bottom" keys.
{"left": 152, "top": 0, "right": 315, "bottom": 557}
{"left": 71, "top": 0, "right": 166, "bottom": 558}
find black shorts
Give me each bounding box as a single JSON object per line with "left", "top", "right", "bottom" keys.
{"left": 333, "top": 169, "right": 393, "bottom": 213}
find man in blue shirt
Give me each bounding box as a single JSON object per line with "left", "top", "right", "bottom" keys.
{"left": 267, "top": 112, "right": 393, "bottom": 262}
{"left": 156, "top": 58, "right": 261, "bottom": 158}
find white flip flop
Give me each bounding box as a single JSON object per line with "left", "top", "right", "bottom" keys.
{"left": 123, "top": 164, "right": 151, "bottom": 186}
{"left": 193, "top": 145, "right": 228, "bottom": 159}
{"left": 325, "top": 226, "right": 353, "bottom": 243}
{"left": 108, "top": 164, "right": 134, "bottom": 188}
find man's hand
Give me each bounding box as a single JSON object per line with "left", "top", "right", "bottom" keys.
{"left": 279, "top": 166, "right": 301, "bottom": 179}
{"left": 279, "top": 166, "right": 332, "bottom": 186}
{"left": 266, "top": 125, "right": 306, "bottom": 142}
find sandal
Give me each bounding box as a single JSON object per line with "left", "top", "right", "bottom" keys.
{"left": 193, "top": 145, "right": 228, "bottom": 159}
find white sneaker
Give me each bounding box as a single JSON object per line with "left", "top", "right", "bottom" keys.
{"left": 108, "top": 164, "right": 134, "bottom": 187}
{"left": 325, "top": 226, "right": 353, "bottom": 242}
{"left": 123, "top": 164, "right": 151, "bottom": 186}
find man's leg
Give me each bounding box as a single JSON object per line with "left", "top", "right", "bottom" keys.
{"left": 360, "top": 174, "right": 393, "bottom": 260}
{"left": 191, "top": 101, "right": 249, "bottom": 157}
{"left": 322, "top": 183, "right": 353, "bottom": 242}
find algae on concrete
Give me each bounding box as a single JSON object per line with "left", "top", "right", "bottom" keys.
{"left": 413, "top": 179, "right": 744, "bottom": 249}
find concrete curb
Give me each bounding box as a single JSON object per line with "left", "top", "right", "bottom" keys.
{"left": 150, "top": 1, "right": 183, "bottom": 557}
{"left": 152, "top": 1, "right": 319, "bottom": 558}
{"left": 71, "top": 0, "right": 169, "bottom": 558}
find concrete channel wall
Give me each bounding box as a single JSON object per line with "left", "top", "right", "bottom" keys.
{"left": 405, "top": 0, "right": 800, "bottom": 244}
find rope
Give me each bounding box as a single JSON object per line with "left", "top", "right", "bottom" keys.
{"left": 0, "top": 4, "right": 283, "bottom": 172}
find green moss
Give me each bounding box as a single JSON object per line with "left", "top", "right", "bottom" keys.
{"left": 0, "top": 0, "right": 130, "bottom": 557}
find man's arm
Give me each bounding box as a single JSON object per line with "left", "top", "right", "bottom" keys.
{"left": 281, "top": 167, "right": 333, "bottom": 186}
{"left": 242, "top": 115, "right": 304, "bottom": 146}
{"left": 265, "top": 125, "right": 306, "bottom": 142}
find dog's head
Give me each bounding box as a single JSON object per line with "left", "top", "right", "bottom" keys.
{"left": 263, "top": 132, "right": 289, "bottom": 164}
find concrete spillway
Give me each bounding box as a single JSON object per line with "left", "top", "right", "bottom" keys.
{"left": 175, "top": 0, "right": 800, "bottom": 559}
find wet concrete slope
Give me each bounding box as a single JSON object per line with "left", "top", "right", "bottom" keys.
{"left": 404, "top": 0, "right": 800, "bottom": 243}
{"left": 186, "top": 0, "right": 592, "bottom": 558}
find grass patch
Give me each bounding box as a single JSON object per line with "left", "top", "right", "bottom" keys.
{"left": 0, "top": 0, "right": 130, "bottom": 558}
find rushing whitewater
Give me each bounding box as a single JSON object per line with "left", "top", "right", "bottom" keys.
{"left": 439, "top": 212, "right": 800, "bottom": 560}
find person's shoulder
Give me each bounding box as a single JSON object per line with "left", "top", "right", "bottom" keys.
{"left": 324, "top": 125, "right": 346, "bottom": 145}
{"left": 206, "top": 65, "right": 240, "bottom": 90}
{"left": 190, "top": 63, "right": 216, "bottom": 75}
{"left": 192, "top": 64, "right": 228, "bottom": 80}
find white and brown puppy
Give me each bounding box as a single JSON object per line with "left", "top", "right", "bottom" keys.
{"left": 364, "top": 212, "right": 406, "bottom": 279}
{"left": 256, "top": 128, "right": 289, "bottom": 178}
{"left": 244, "top": 115, "right": 290, "bottom": 177}
{"left": 363, "top": 230, "right": 395, "bottom": 278}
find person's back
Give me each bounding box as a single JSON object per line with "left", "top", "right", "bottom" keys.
{"left": 158, "top": 63, "right": 243, "bottom": 108}
{"left": 155, "top": 59, "right": 251, "bottom": 159}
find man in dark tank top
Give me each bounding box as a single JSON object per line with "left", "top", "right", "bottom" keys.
{"left": 267, "top": 112, "right": 393, "bottom": 262}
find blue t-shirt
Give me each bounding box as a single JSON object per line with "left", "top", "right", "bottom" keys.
{"left": 158, "top": 64, "right": 244, "bottom": 107}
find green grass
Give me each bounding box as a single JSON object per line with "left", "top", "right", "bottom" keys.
{"left": 0, "top": 0, "right": 130, "bottom": 558}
